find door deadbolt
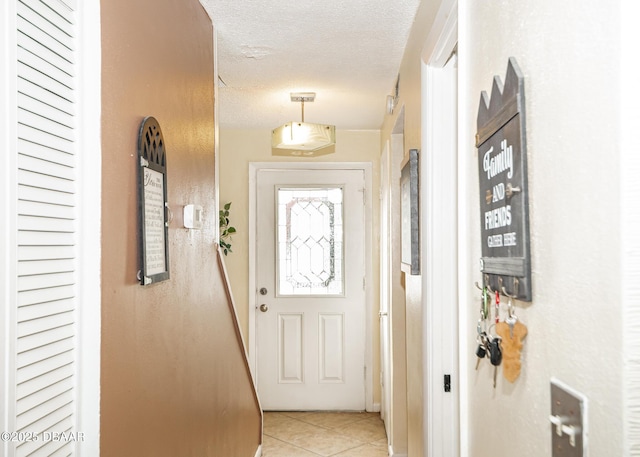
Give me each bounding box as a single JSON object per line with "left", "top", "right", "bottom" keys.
{"left": 259, "top": 287, "right": 268, "bottom": 295}
{"left": 259, "top": 304, "right": 269, "bottom": 312}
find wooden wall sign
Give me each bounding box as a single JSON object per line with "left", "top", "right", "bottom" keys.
{"left": 476, "top": 58, "right": 531, "bottom": 301}
{"left": 137, "top": 116, "right": 170, "bottom": 285}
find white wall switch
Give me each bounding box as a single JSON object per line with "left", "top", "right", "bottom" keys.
{"left": 183, "top": 204, "right": 203, "bottom": 229}
{"left": 550, "top": 378, "right": 588, "bottom": 457}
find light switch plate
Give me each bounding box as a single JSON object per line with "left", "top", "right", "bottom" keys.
{"left": 550, "top": 378, "right": 588, "bottom": 457}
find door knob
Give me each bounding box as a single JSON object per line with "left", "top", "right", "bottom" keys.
{"left": 259, "top": 304, "right": 269, "bottom": 313}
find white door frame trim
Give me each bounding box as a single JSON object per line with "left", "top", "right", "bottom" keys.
{"left": 76, "top": 1, "right": 102, "bottom": 454}
{"left": 0, "top": 3, "right": 19, "bottom": 449}
{"left": 621, "top": 0, "right": 640, "bottom": 452}
{"left": 249, "top": 161, "right": 375, "bottom": 411}
{"left": 421, "top": 1, "right": 460, "bottom": 456}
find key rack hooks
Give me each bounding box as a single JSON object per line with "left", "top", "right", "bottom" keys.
{"left": 501, "top": 286, "right": 517, "bottom": 299}
{"left": 500, "top": 276, "right": 519, "bottom": 299}
{"left": 482, "top": 272, "right": 528, "bottom": 301}
{"left": 475, "top": 278, "right": 519, "bottom": 300}
{"left": 475, "top": 275, "right": 521, "bottom": 325}
{"left": 477, "top": 277, "right": 496, "bottom": 294}
{"left": 480, "top": 274, "right": 522, "bottom": 300}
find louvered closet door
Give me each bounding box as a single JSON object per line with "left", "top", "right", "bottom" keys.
{"left": 12, "top": 0, "right": 80, "bottom": 455}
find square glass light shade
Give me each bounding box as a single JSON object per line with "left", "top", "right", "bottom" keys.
{"left": 272, "top": 122, "right": 336, "bottom": 156}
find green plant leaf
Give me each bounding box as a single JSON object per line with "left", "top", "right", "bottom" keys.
{"left": 219, "top": 202, "right": 235, "bottom": 255}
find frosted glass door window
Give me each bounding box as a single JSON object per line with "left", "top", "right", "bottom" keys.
{"left": 277, "top": 187, "right": 344, "bottom": 295}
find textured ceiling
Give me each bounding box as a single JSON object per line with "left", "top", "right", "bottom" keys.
{"left": 200, "top": 0, "right": 421, "bottom": 130}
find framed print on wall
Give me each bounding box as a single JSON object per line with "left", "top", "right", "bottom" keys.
{"left": 137, "top": 116, "right": 170, "bottom": 285}
{"left": 401, "top": 148, "right": 420, "bottom": 275}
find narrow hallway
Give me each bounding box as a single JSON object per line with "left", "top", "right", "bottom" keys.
{"left": 262, "top": 411, "right": 388, "bottom": 456}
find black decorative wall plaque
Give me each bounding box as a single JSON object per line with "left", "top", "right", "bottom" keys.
{"left": 401, "top": 149, "right": 420, "bottom": 275}
{"left": 476, "top": 58, "right": 531, "bottom": 301}
{"left": 137, "top": 116, "right": 170, "bottom": 285}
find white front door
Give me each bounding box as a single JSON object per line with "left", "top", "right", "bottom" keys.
{"left": 255, "top": 168, "right": 366, "bottom": 411}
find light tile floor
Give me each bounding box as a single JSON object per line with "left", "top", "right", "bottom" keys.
{"left": 262, "top": 411, "right": 388, "bottom": 457}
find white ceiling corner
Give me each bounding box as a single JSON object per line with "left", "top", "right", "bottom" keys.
{"left": 201, "top": 0, "right": 421, "bottom": 130}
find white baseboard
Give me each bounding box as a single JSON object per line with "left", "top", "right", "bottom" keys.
{"left": 388, "top": 444, "right": 407, "bottom": 457}
{"left": 370, "top": 402, "right": 381, "bottom": 412}
{"left": 253, "top": 444, "right": 262, "bottom": 457}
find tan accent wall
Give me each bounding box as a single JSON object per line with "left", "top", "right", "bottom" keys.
{"left": 100, "top": 1, "right": 261, "bottom": 455}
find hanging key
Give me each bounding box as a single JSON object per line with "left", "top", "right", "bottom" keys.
{"left": 488, "top": 336, "right": 502, "bottom": 388}
{"left": 475, "top": 332, "right": 487, "bottom": 370}
{"left": 505, "top": 297, "right": 518, "bottom": 338}
{"left": 506, "top": 314, "right": 518, "bottom": 339}
{"left": 475, "top": 344, "right": 486, "bottom": 370}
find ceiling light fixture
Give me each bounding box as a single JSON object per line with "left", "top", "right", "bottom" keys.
{"left": 271, "top": 92, "right": 336, "bottom": 156}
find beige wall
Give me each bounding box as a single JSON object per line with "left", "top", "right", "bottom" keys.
{"left": 219, "top": 128, "right": 382, "bottom": 405}
{"left": 382, "top": 0, "right": 625, "bottom": 456}
{"left": 382, "top": 133, "right": 409, "bottom": 454}
{"left": 379, "top": 2, "right": 443, "bottom": 455}
{"left": 100, "top": 1, "right": 261, "bottom": 455}
{"left": 460, "top": 0, "right": 622, "bottom": 455}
